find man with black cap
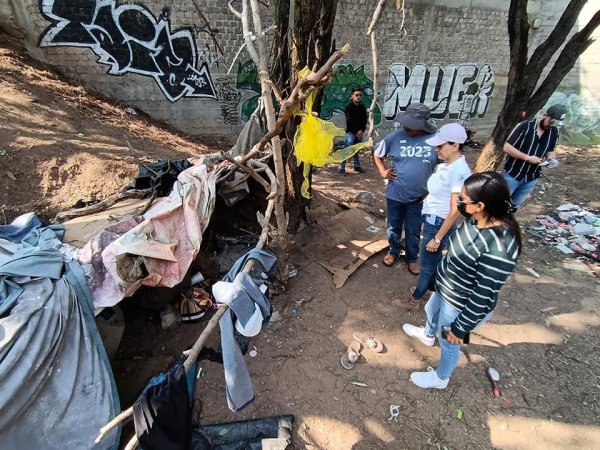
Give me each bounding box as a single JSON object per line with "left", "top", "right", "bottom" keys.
{"left": 373, "top": 103, "right": 438, "bottom": 275}
{"left": 502, "top": 105, "right": 567, "bottom": 208}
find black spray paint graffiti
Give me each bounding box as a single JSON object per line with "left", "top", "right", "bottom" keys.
{"left": 383, "top": 63, "right": 495, "bottom": 128}
{"left": 215, "top": 80, "right": 241, "bottom": 125}
{"left": 38, "top": 0, "right": 217, "bottom": 102}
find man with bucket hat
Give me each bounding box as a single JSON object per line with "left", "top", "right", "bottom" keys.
{"left": 502, "top": 104, "right": 567, "bottom": 208}
{"left": 373, "top": 103, "right": 438, "bottom": 275}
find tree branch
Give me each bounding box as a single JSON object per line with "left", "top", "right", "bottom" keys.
{"left": 527, "top": 8, "right": 600, "bottom": 114}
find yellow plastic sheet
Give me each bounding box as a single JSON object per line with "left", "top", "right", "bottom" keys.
{"left": 293, "top": 69, "right": 371, "bottom": 197}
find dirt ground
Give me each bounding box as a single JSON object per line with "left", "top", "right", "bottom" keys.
{"left": 2, "top": 34, "right": 600, "bottom": 449}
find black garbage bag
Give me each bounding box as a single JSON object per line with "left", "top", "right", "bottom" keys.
{"left": 133, "top": 364, "right": 191, "bottom": 450}
{"left": 191, "top": 415, "right": 294, "bottom": 450}
{"left": 125, "top": 159, "right": 193, "bottom": 197}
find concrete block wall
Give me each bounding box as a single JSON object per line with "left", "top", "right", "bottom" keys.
{"left": 3, "top": 0, "right": 599, "bottom": 145}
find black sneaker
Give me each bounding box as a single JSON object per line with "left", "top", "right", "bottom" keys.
{"left": 354, "top": 167, "right": 366, "bottom": 174}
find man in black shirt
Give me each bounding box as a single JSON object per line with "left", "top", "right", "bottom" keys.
{"left": 501, "top": 104, "right": 567, "bottom": 207}
{"left": 340, "top": 87, "right": 368, "bottom": 175}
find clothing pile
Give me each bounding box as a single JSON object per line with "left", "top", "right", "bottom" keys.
{"left": 527, "top": 203, "right": 600, "bottom": 262}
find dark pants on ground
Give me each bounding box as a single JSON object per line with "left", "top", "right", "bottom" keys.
{"left": 386, "top": 197, "right": 423, "bottom": 264}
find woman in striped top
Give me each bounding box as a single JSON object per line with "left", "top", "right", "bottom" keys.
{"left": 402, "top": 172, "right": 522, "bottom": 389}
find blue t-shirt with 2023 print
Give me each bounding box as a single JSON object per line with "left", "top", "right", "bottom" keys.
{"left": 374, "top": 129, "right": 437, "bottom": 203}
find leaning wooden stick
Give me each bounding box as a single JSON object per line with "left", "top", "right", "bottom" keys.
{"left": 98, "top": 158, "right": 277, "bottom": 446}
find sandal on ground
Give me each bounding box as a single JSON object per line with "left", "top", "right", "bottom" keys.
{"left": 340, "top": 341, "right": 362, "bottom": 369}
{"left": 352, "top": 332, "right": 384, "bottom": 353}
{"left": 383, "top": 253, "right": 397, "bottom": 267}
{"left": 407, "top": 262, "right": 420, "bottom": 275}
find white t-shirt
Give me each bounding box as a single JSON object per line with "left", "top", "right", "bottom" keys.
{"left": 422, "top": 155, "right": 471, "bottom": 218}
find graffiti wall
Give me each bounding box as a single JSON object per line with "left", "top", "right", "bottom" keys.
{"left": 383, "top": 63, "right": 495, "bottom": 128}
{"left": 38, "top": 0, "right": 217, "bottom": 102}
{"left": 540, "top": 91, "right": 600, "bottom": 145}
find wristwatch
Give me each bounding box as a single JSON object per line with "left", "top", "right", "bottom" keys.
{"left": 433, "top": 237, "right": 441, "bottom": 244}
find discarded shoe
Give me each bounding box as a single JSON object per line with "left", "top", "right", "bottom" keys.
{"left": 402, "top": 324, "right": 435, "bottom": 346}
{"left": 340, "top": 341, "right": 362, "bottom": 369}
{"left": 410, "top": 367, "right": 449, "bottom": 389}
{"left": 352, "top": 332, "right": 384, "bottom": 353}
{"left": 354, "top": 167, "right": 366, "bottom": 174}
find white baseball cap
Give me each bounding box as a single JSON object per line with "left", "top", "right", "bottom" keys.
{"left": 234, "top": 303, "right": 264, "bottom": 337}
{"left": 425, "top": 123, "right": 468, "bottom": 146}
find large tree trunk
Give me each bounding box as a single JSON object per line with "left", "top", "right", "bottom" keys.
{"left": 474, "top": 0, "right": 600, "bottom": 172}
{"left": 279, "top": 0, "right": 339, "bottom": 233}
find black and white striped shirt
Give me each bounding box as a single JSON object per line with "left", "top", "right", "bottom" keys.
{"left": 503, "top": 119, "right": 560, "bottom": 182}
{"left": 435, "top": 220, "right": 519, "bottom": 339}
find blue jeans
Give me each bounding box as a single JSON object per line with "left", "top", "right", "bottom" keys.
{"left": 340, "top": 132, "right": 361, "bottom": 170}
{"left": 386, "top": 197, "right": 423, "bottom": 263}
{"left": 424, "top": 292, "right": 492, "bottom": 380}
{"left": 412, "top": 216, "right": 453, "bottom": 299}
{"left": 501, "top": 171, "right": 538, "bottom": 207}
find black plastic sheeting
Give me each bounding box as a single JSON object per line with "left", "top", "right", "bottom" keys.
{"left": 125, "top": 159, "right": 193, "bottom": 197}
{"left": 191, "top": 415, "right": 294, "bottom": 450}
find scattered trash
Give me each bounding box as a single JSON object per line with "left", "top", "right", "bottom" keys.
{"left": 125, "top": 107, "right": 137, "bottom": 115}
{"left": 486, "top": 367, "right": 501, "bottom": 397}
{"left": 525, "top": 267, "right": 540, "bottom": 278}
{"left": 366, "top": 225, "right": 381, "bottom": 233}
{"left": 355, "top": 191, "right": 376, "bottom": 206}
{"left": 287, "top": 264, "right": 298, "bottom": 279}
{"left": 379, "top": 209, "right": 385, "bottom": 214}
{"left": 218, "top": 428, "right": 229, "bottom": 437}
{"left": 556, "top": 243, "right": 575, "bottom": 254}
{"left": 0, "top": 149, "right": 7, "bottom": 156}
{"left": 249, "top": 346, "right": 258, "bottom": 358}
{"left": 527, "top": 204, "right": 599, "bottom": 261}
{"left": 350, "top": 380, "right": 368, "bottom": 387}
{"left": 562, "top": 259, "right": 592, "bottom": 273}
{"left": 501, "top": 398, "right": 511, "bottom": 407}
{"left": 290, "top": 307, "right": 299, "bottom": 317}
{"left": 160, "top": 305, "right": 179, "bottom": 329}
{"left": 455, "top": 409, "right": 464, "bottom": 420}
{"left": 364, "top": 215, "right": 375, "bottom": 225}
{"left": 387, "top": 404, "right": 401, "bottom": 422}
{"left": 190, "top": 271, "right": 205, "bottom": 285}
{"left": 6, "top": 171, "right": 17, "bottom": 181}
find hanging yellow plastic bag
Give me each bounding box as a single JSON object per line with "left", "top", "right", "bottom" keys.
{"left": 293, "top": 68, "right": 371, "bottom": 197}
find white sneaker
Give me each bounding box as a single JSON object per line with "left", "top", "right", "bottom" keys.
{"left": 410, "top": 367, "right": 449, "bottom": 389}
{"left": 402, "top": 324, "right": 435, "bottom": 346}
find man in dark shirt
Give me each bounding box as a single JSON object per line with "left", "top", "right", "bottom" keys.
{"left": 340, "top": 87, "right": 368, "bottom": 175}
{"left": 501, "top": 104, "right": 567, "bottom": 207}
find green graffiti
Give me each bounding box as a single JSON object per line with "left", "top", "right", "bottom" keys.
{"left": 321, "top": 64, "right": 381, "bottom": 125}
{"left": 235, "top": 61, "right": 381, "bottom": 124}
{"left": 236, "top": 60, "right": 261, "bottom": 121}
{"left": 541, "top": 90, "right": 600, "bottom": 145}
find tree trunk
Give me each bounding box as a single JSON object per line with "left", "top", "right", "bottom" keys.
{"left": 280, "top": 0, "right": 339, "bottom": 233}
{"left": 474, "top": 0, "right": 600, "bottom": 172}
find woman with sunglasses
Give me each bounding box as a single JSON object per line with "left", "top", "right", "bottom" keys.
{"left": 394, "top": 123, "right": 470, "bottom": 311}
{"left": 402, "top": 172, "right": 522, "bottom": 389}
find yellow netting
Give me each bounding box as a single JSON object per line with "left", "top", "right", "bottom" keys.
{"left": 293, "top": 68, "right": 371, "bottom": 198}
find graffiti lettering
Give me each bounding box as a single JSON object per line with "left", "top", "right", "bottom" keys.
{"left": 383, "top": 63, "right": 495, "bottom": 127}
{"left": 38, "top": 0, "right": 217, "bottom": 102}
{"left": 216, "top": 80, "right": 241, "bottom": 125}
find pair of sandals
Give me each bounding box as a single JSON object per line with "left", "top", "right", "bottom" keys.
{"left": 340, "top": 332, "right": 384, "bottom": 369}
{"left": 383, "top": 253, "right": 420, "bottom": 275}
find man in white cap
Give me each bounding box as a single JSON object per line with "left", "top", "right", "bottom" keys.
{"left": 373, "top": 103, "right": 437, "bottom": 275}
{"left": 502, "top": 104, "right": 566, "bottom": 208}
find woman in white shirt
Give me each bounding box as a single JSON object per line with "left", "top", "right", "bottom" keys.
{"left": 394, "top": 123, "right": 471, "bottom": 311}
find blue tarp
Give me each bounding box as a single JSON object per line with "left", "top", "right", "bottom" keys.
{"left": 0, "top": 213, "right": 120, "bottom": 450}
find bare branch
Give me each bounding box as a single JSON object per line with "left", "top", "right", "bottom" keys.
{"left": 228, "top": 0, "right": 242, "bottom": 18}
{"left": 367, "top": 0, "right": 387, "bottom": 35}
{"left": 220, "top": 151, "right": 270, "bottom": 190}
